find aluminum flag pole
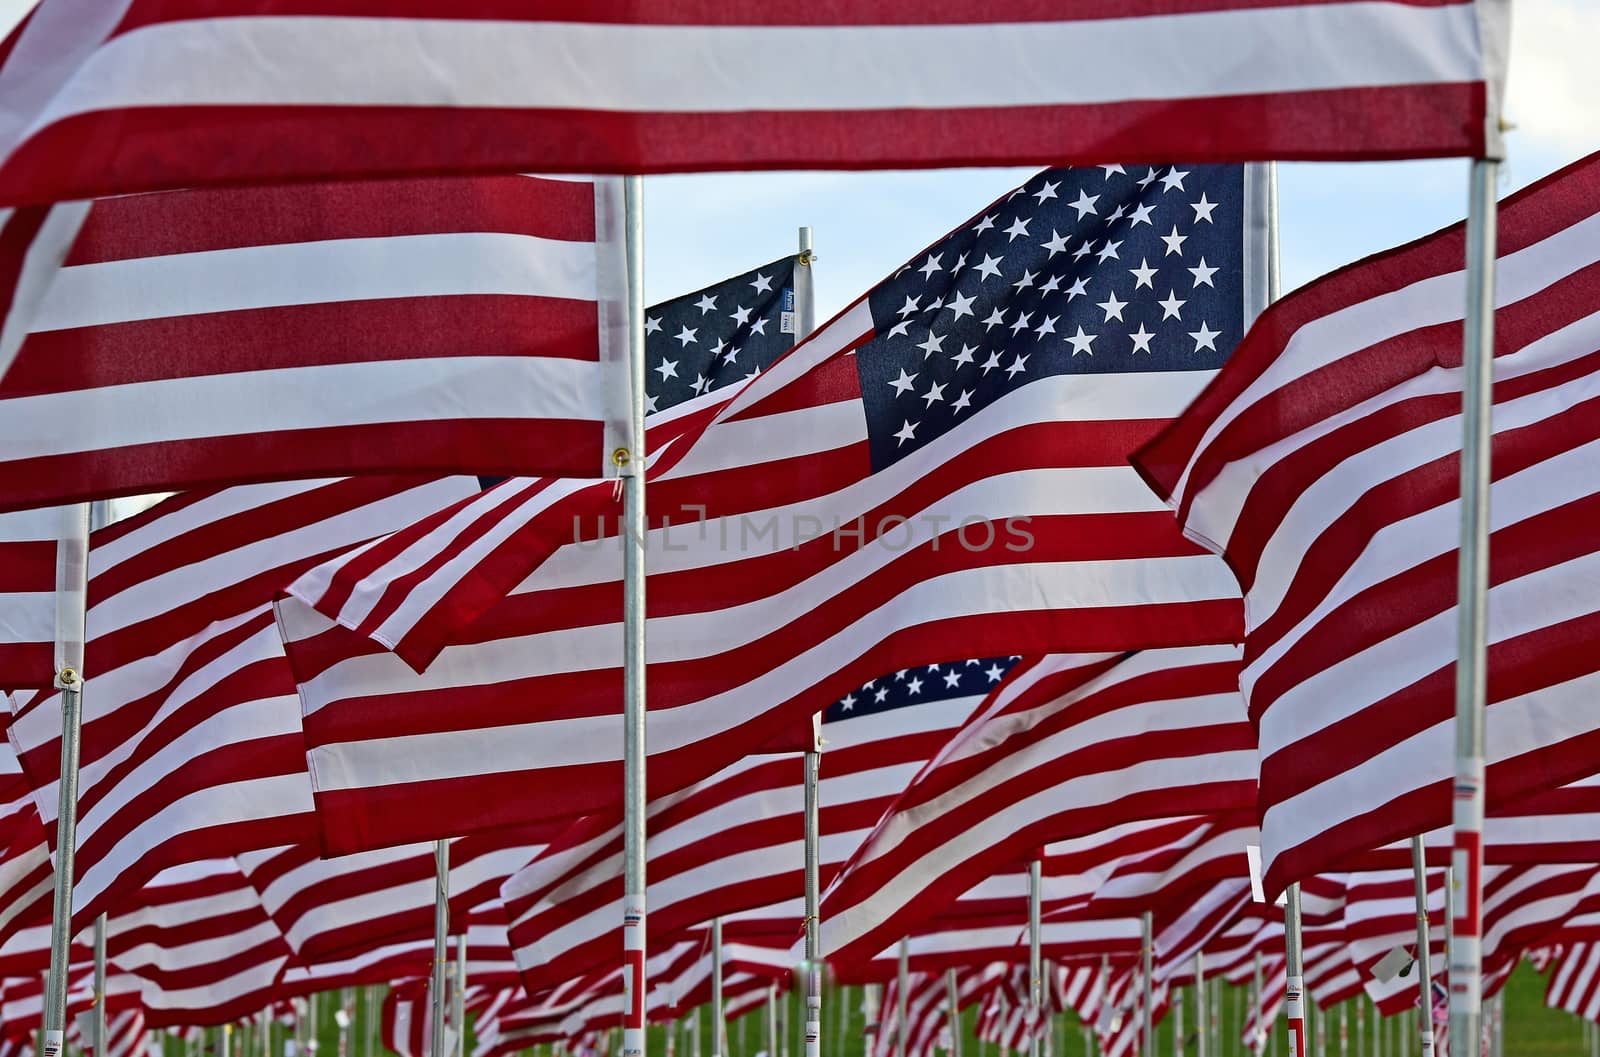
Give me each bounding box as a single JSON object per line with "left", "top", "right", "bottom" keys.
{"left": 1196, "top": 952, "right": 1207, "bottom": 1057}
{"left": 620, "top": 172, "right": 649, "bottom": 1057}
{"left": 1285, "top": 885, "right": 1305, "bottom": 1057}
{"left": 1173, "top": 987, "right": 1183, "bottom": 1057}
{"left": 796, "top": 227, "right": 823, "bottom": 1057}
{"left": 1450, "top": 157, "right": 1497, "bottom": 1057}
{"left": 453, "top": 933, "right": 467, "bottom": 1057}
{"left": 43, "top": 502, "right": 90, "bottom": 1057}
{"left": 946, "top": 969, "right": 962, "bottom": 1057}
{"left": 430, "top": 841, "right": 449, "bottom": 1057}
{"left": 92, "top": 913, "right": 106, "bottom": 1057}
{"left": 897, "top": 939, "right": 910, "bottom": 1057}
{"left": 711, "top": 918, "right": 725, "bottom": 1057}
{"left": 1410, "top": 838, "right": 1434, "bottom": 1057}
{"left": 1142, "top": 912, "right": 1154, "bottom": 1057}
{"left": 1028, "top": 860, "right": 1043, "bottom": 1057}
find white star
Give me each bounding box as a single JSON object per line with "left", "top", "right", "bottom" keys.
{"left": 1100, "top": 164, "right": 1127, "bottom": 178}
{"left": 731, "top": 304, "right": 753, "bottom": 325}
{"left": 1188, "top": 258, "right": 1219, "bottom": 288}
{"left": 709, "top": 338, "right": 727, "bottom": 358}
{"left": 943, "top": 670, "right": 963, "bottom": 688}
{"left": 906, "top": 676, "right": 924, "bottom": 695}
{"left": 921, "top": 380, "right": 947, "bottom": 406}
{"left": 952, "top": 389, "right": 974, "bottom": 412}
{"left": 1108, "top": 203, "right": 1127, "bottom": 223}
{"left": 1066, "top": 326, "right": 1096, "bottom": 356}
{"left": 1097, "top": 292, "right": 1128, "bottom": 322}
{"left": 723, "top": 345, "right": 740, "bottom": 364}
{"left": 888, "top": 368, "right": 918, "bottom": 396}
{"left": 887, "top": 319, "right": 913, "bottom": 339}
{"left": 1191, "top": 194, "right": 1218, "bottom": 224}
{"left": 974, "top": 214, "right": 997, "bottom": 235}
{"left": 1160, "top": 226, "right": 1188, "bottom": 257}
{"left": 953, "top": 343, "right": 977, "bottom": 368}
{"left": 674, "top": 325, "right": 698, "bottom": 347}
{"left": 749, "top": 317, "right": 769, "bottom": 336}
{"left": 654, "top": 358, "right": 678, "bottom": 381}
{"left": 694, "top": 293, "right": 718, "bottom": 315}
{"left": 1129, "top": 323, "right": 1156, "bottom": 354}
{"left": 874, "top": 687, "right": 889, "bottom": 703}
{"left": 691, "top": 373, "right": 710, "bottom": 394}
{"left": 985, "top": 663, "right": 1006, "bottom": 683}
{"left": 982, "top": 308, "right": 1007, "bottom": 331}
{"left": 974, "top": 254, "right": 1005, "bottom": 281}
{"left": 1096, "top": 239, "right": 1123, "bottom": 262}
{"left": 645, "top": 393, "right": 659, "bottom": 413}
{"left": 1009, "top": 311, "right": 1033, "bottom": 335}
{"left": 750, "top": 272, "right": 773, "bottom": 293}
{"left": 1128, "top": 202, "right": 1157, "bottom": 227}
{"left": 916, "top": 331, "right": 946, "bottom": 358}
{"left": 1039, "top": 274, "right": 1062, "bottom": 294}
{"left": 1158, "top": 290, "right": 1187, "bottom": 321}
{"left": 953, "top": 252, "right": 969, "bottom": 272}
{"left": 1069, "top": 189, "right": 1100, "bottom": 219}
{"left": 1064, "top": 277, "right": 1090, "bottom": 301}
{"left": 1159, "top": 167, "right": 1190, "bottom": 192}
{"left": 1072, "top": 242, "right": 1093, "bottom": 262}
{"left": 1041, "top": 230, "right": 1071, "bottom": 258}
{"left": 918, "top": 253, "right": 945, "bottom": 280}
{"left": 944, "top": 291, "right": 977, "bottom": 320}
{"left": 894, "top": 420, "right": 919, "bottom": 446}
{"left": 896, "top": 294, "right": 922, "bottom": 318}
{"left": 1130, "top": 258, "right": 1158, "bottom": 290}
{"left": 645, "top": 316, "right": 662, "bottom": 335}
{"left": 1032, "top": 180, "right": 1061, "bottom": 203}
{"left": 1189, "top": 321, "right": 1222, "bottom": 352}
{"left": 1012, "top": 269, "right": 1037, "bottom": 293}
{"left": 1005, "top": 354, "right": 1029, "bottom": 378}
{"left": 1003, "top": 216, "right": 1032, "bottom": 242}
{"left": 1034, "top": 315, "right": 1059, "bottom": 338}
{"left": 980, "top": 350, "right": 1003, "bottom": 374}
{"left": 840, "top": 693, "right": 856, "bottom": 711}
{"left": 1136, "top": 167, "right": 1159, "bottom": 188}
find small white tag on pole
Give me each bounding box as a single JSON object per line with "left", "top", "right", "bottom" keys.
{"left": 1372, "top": 947, "right": 1413, "bottom": 983}
{"left": 1246, "top": 845, "right": 1265, "bottom": 903}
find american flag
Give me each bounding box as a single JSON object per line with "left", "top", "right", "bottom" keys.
{"left": 278, "top": 163, "right": 1262, "bottom": 855}
{"left": 0, "top": 1, "right": 1505, "bottom": 205}
{"left": 0, "top": 507, "right": 62, "bottom": 689}
{"left": 1133, "top": 151, "right": 1600, "bottom": 897}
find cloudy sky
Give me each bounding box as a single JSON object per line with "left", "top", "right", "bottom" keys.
{"left": 0, "top": 1, "right": 1594, "bottom": 314}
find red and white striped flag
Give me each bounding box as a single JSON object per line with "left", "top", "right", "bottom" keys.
{"left": 0, "top": 175, "right": 629, "bottom": 510}
{"left": 0, "top": 723, "right": 50, "bottom": 947}
{"left": 7, "top": 476, "right": 479, "bottom": 930}
{"left": 1545, "top": 941, "right": 1600, "bottom": 1022}
{"left": 0, "top": 507, "right": 65, "bottom": 690}
{"left": 279, "top": 164, "right": 1263, "bottom": 854}
{"left": 821, "top": 645, "right": 1256, "bottom": 966}
{"left": 0, "top": 0, "right": 1507, "bottom": 204}
{"left": 1134, "top": 150, "right": 1600, "bottom": 895}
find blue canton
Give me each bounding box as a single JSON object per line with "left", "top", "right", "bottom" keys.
{"left": 857, "top": 165, "right": 1246, "bottom": 471}
{"left": 823, "top": 656, "right": 1022, "bottom": 724}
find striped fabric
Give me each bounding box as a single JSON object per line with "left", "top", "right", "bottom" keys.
{"left": 1135, "top": 151, "right": 1600, "bottom": 895}
{"left": 6, "top": 476, "right": 479, "bottom": 930}
{"left": 0, "top": 725, "right": 49, "bottom": 949}
{"left": 279, "top": 165, "right": 1261, "bottom": 855}
{"left": 0, "top": 507, "right": 64, "bottom": 689}
{"left": 0, "top": 175, "right": 628, "bottom": 511}
{"left": 821, "top": 646, "right": 1257, "bottom": 966}
{"left": 1546, "top": 942, "right": 1600, "bottom": 1022}
{"left": 0, "top": 0, "right": 1507, "bottom": 204}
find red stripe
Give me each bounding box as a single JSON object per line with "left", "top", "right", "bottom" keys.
{"left": 0, "top": 85, "right": 1484, "bottom": 205}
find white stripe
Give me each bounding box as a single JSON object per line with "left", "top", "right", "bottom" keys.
{"left": 4, "top": 355, "right": 616, "bottom": 460}
{"left": 0, "top": 591, "right": 52, "bottom": 642}
{"left": 28, "top": 5, "right": 1484, "bottom": 132}
{"left": 34, "top": 231, "right": 600, "bottom": 331}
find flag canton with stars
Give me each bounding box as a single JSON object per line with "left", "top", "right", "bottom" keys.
{"left": 823, "top": 656, "right": 1022, "bottom": 723}
{"left": 856, "top": 165, "right": 1246, "bottom": 471}
{"left": 645, "top": 256, "right": 798, "bottom": 414}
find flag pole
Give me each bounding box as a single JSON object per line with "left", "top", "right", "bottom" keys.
{"left": 92, "top": 912, "right": 106, "bottom": 1057}
{"left": 1449, "top": 155, "right": 1497, "bottom": 1057}
{"left": 1028, "top": 860, "right": 1043, "bottom": 1057}
{"left": 42, "top": 502, "right": 90, "bottom": 1057}
{"left": 1409, "top": 838, "right": 1434, "bottom": 1057}
{"left": 1174, "top": 983, "right": 1184, "bottom": 1057}
{"left": 430, "top": 841, "right": 449, "bottom": 1057}
{"left": 897, "top": 939, "right": 910, "bottom": 1057}
{"left": 1142, "top": 912, "right": 1154, "bottom": 1057}
{"left": 1253, "top": 953, "right": 1264, "bottom": 1057}
{"left": 620, "top": 172, "right": 650, "bottom": 1057}
{"left": 453, "top": 933, "right": 467, "bottom": 1057}
{"left": 1285, "top": 884, "right": 1304, "bottom": 1057}
{"left": 1196, "top": 952, "right": 1207, "bottom": 1057}
{"left": 711, "top": 918, "right": 725, "bottom": 1057}
{"left": 946, "top": 969, "right": 962, "bottom": 1057}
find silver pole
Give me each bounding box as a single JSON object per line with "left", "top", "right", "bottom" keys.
{"left": 1449, "top": 155, "right": 1497, "bottom": 1057}
{"left": 1142, "top": 913, "right": 1154, "bottom": 1057}
{"left": 339, "top": 989, "right": 352, "bottom": 1057}
{"left": 453, "top": 934, "right": 467, "bottom": 1057}
{"left": 620, "top": 172, "right": 649, "bottom": 1057}
{"left": 1409, "top": 839, "right": 1434, "bottom": 1057}
{"left": 224, "top": 1025, "right": 234, "bottom": 1057}
{"left": 260, "top": 1007, "right": 271, "bottom": 1057}
{"left": 431, "top": 841, "right": 449, "bottom": 1057}
{"left": 1196, "top": 953, "right": 1207, "bottom": 1057}
{"left": 711, "top": 919, "right": 725, "bottom": 1057}
{"left": 1253, "top": 954, "right": 1264, "bottom": 1057}
{"left": 947, "top": 969, "right": 963, "bottom": 1057}
{"left": 1029, "top": 861, "right": 1043, "bottom": 1057}
{"left": 1285, "top": 885, "right": 1304, "bottom": 1057}
{"left": 804, "top": 749, "right": 821, "bottom": 1057}
{"left": 1340, "top": 1005, "right": 1348, "bottom": 1057}
{"left": 768, "top": 986, "right": 780, "bottom": 1057}
{"left": 1174, "top": 987, "right": 1184, "bottom": 1057}
{"left": 364, "top": 987, "right": 378, "bottom": 1057}
{"left": 92, "top": 914, "right": 107, "bottom": 1057}
{"left": 897, "top": 940, "right": 911, "bottom": 1057}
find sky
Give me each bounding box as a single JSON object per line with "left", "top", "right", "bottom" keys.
{"left": 0, "top": 0, "right": 1595, "bottom": 317}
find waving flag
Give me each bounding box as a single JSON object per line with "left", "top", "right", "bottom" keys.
{"left": 280, "top": 162, "right": 1263, "bottom": 853}
{"left": 0, "top": 508, "right": 61, "bottom": 689}
{"left": 1134, "top": 150, "right": 1600, "bottom": 895}
{"left": 0, "top": 175, "right": 628, "bottom": 510}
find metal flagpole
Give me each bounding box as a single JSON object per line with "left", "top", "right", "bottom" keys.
{"left": 43, "top": 502, "right": 90, "bottom": 1057}
{"left": 1253, "top": 954, "right": 1263, "bottom": 1057}
{"left": 1028, "top": 861, "right": 1043, "bottom": 1057}
{"left": 1141, "top": 912, "right": 1154, "bottom": 1057}
{"left": 365, "top": 987, "right": 378, "bottom": 1057}
{"left": 1285, "top": 885, "right": 1305, "bottom": 1057}
{"left": 339, "top": 989, "right": 352, "bottom": 1057}
{"left": 93, "top": 913, "right": 107, "bottom": 1057}
{"left": 260, "top": 1007, "right": 271, "bottom": 1057}
{"left": 620, "top": 172, "right": 649, "bottom": 1057}
{"left": 711, "top": 919, "right": 725, "bottom": 1057}
{"left": 1449, "top": 155, "right": 1497, "bottom": 1057}
{"left": 769, "top": 986, "right": 780, "bottom": 1057}
{"left": 1339, "top": 1005, "right": 1347, "bottom": 1057}
{"left": 1409, "top": 838, "right": 1433, "bottom": 1057}
{"left": 1174, "top": 986, "right": 1184, "bottom": 1057}
{"left": 453, "top": 934, "right": 467, "bottom": 1057}
{"left": 946, "top": 969, "right": 962, "bottom": 1057}
{"left": 1195, "top": 953, "right": 1206, "bottom": 1057}
{"left": 430, "top": 841, "right": 449, "bottom": 1057}
{"left": 897, "top": 939, "right": 911, "bottom": 1057}
{"left": 796, "top": 221, "right": 822, "bottom": 1057}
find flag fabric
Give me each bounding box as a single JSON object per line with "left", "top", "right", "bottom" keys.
{"left": 820, "top": 646, "right": 1257, "bottom": 967}
{"left": 501, "top": 657, "right": 1012, "bottom": 993}
{"left": 0, "top": 175, "right": 629, "bottom": 510}
{"left": 0, "top": 724, "right": 50, "bottom": 946}
{"left": 0, "top": 0, "right": 1507, "bottom": 205}
{"left": 1133, "top": 150, "right": 1600, "bottom": 895}
{"left": 7, "top": 476, "right": 479, "bottom": 930}
{"left": 1546, "top": 942, "right": 1600, "bottom": 1022}
{"left": 0, "top": 508, "right": 64, "bottom": 689}
{"left": 280, "top": 162, "right": 1264, "bottom": 854}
